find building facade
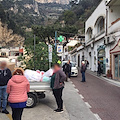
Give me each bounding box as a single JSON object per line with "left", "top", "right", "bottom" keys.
{"left": 84, "top": 0, "right": 120, "bottom": 79}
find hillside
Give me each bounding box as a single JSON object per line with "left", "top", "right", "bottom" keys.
{"left": 57, "top": 0, "right": 102, "bottom": 33}
{"left": 36, "top": 0, "right": 69, "bottom": 4}
{"left": 0, "top": 0, "right": 70, "bottom": 29}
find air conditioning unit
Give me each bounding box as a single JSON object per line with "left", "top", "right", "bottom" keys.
{"left": 104, "top": 35, "right": 116, "bottom": 45}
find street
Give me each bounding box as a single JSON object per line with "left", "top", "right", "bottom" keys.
{"left": 72, "top": 71, "right": 120, "bottom": 120}
{"left": 1, "top": 71, "right": 120, "bottom": 120}
{"left": 0, "top": 71, "right": 97, "bottom": 120}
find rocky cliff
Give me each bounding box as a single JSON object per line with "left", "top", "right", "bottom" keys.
{"left": 0, "top": 21, "right": 24, "bottom": 47}
{"left": 36, "top": 0, "right": 69, "bottom": 4}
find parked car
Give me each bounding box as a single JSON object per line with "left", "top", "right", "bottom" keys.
{"left": 62, "top": 61, "right": 78, "bottom": 77}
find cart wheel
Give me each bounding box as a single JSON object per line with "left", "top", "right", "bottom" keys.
{"left": 27, "top": 93, "right": 37, "bottom": 108}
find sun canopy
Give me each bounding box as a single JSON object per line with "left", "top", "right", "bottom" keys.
{"left": 66, "top": 40, "right": 79, "bottom": 47}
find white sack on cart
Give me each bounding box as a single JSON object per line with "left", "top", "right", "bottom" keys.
{"left": 44, "top": 69, "right": 53, "bottom": 77}
{"left": 24, "top": 69, "right": 42, "bottom": 82}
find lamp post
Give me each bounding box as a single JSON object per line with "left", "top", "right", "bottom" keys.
{"left": 34, "top": 34, "right": 36, "bottom": 70}
{"left": 55, "top": 31, "right": 57, "bottom": 50}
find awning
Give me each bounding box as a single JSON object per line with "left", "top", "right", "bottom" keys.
{"left": 66, "top": 40, "right": 79, "bottom": 47}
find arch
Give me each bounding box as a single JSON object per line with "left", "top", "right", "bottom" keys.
{"left": 94, "top": 16, "right": 105, "bottom": 35}
{"left": 86, "top": 27, "right": 93, "bottom": 41}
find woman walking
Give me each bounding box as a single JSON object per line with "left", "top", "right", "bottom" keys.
{"left": 7, "top": 68, "right": 30, "bottom": 120}
{"left": 51, "top": 63, "right": 66, "bottom": 113}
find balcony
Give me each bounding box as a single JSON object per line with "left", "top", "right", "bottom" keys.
{"left": 108, "top": 19, "right": 120, "bottom": 34}
{"left": 106, "top": 0, "right": 120, "bottom": 6}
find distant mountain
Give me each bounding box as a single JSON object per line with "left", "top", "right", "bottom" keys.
{"left": 0, "top": 0, "right": 70, "bottom": 28}
{"left": 36, "top": 0, "right": 69, "bottom": 4}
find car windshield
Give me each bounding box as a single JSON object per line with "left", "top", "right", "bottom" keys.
{"left": 72, "top": 63, "right": 76, "bottom": 67}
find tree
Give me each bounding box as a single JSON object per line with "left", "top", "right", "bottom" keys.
{"left": 32, "top": 25, "right": 55, "bottom": 44}
{"left": 59, "top": 25, "right": 78, "bottom": 42}
{"left": 0, "top": 4, "right": 6, "bottom": 23}
{"left": 22, "top": 32, "right": 59, "bottom": 71}
{"left": 62, "top": 10, "right": 77, "bottom": 25}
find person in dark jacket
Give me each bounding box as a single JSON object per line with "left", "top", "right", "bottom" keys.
{"left": 97, "top": 61, "right": 101, "bottom": 76}
{"left": 81, "top": 61, "right": 86, "bottom": 82}
{"left": 51, "top": 63, "right": 66, "bottom": 113}
{"left": 68, "top": 60, "right": 72, "bottom": 78}
{"left": 0, "top": 61, "right": 12, "bottom": 114}
{"left": 64, "top": 61, "right": 71, "bottom": 81}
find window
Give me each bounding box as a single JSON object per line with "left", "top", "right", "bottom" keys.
{"left": 86, "top": 27, "right": 93, "bottom": 41}
{"left": 1, "top": 52, "right": 6, "bottom": 57}
{"left": 96, "top": 17, "right": 105, "bottom": 34}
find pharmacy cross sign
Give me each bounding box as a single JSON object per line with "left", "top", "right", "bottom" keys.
{"left": 58, "top": 35, "right": 64, "bottom": 42}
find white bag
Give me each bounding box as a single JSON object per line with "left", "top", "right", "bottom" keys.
{"left": 24, "top": 69, "right": 42, "bottom": 82}
{"left": 44, "top": 69, "right": 53, "bottom": 77}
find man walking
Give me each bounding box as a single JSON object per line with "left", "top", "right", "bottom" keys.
{"left": 68, "top": 60, "right": 72, "bottom": 78}
{"left": 0, "top": 61, "right": 12, "bottom": 114}
{"left": 81, "top": 61, "right": 86, "bottom": 82}
{"left": 97, "top": 60, "right": 101, "bottom": 76}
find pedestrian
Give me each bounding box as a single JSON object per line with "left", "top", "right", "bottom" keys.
{"left": 57, "top": 59, "right": 62, "bottom": 65}
{"left": 81, "top": 61, "right": 86, "bottom": 82}
{"left": 64, "top": 62, "right": 70, "bottom": 82}
{"left": 85, "top": 60, "right": 89, "bottom": 70}
{"left": 68, "top": 60, "right": 72, "bottom": 78}
{"left": 97, "top": 60, "right": 101, "bottom": 76}
{"left": 0, "top": 61, "right": 12, "bottom": 114}
{"left": 51, "top": 63, "right": 66, "bottom": 113}
{"left": 7, "top": 68, "right": 30, "bottom": 120}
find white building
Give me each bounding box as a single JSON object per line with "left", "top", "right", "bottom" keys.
{"left": 107, "top": 0, "right": 120, "bottom": 80}
{"left": 85, "top": 0, "right": 106, "bottom": 73}
{"left": 0, "top": 47, "right": 24, "bottom": 67}
{"left": 84, "top": 0, "right": 120, "bottom": 80}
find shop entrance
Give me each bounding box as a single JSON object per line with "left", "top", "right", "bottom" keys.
{"left": 98, "top": 46, "right": 106, "bottom": 74}
{"left": 114, "top": 54, "right": 120, "bottom": 80}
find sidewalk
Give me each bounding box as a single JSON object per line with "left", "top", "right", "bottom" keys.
{"left": 87, "top": 69, "right": 120, "bottom": 88}
{"left": 0, "top": 80, "right": 97, "bottom": 120}
{"left": 0, "top": 91, "right": 69, "bottom": 120}
{"left": 64, "top": 81, "right": 97, "bottom": 120}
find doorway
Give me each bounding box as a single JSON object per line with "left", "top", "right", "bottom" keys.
{"left": 114, "top": 54, "right": 120, "bottom": 80}
{"left": 98, "top": 47, "right": 106, "bottom": 74}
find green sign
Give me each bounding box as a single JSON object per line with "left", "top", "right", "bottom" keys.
{"left": 58, "top": 35, "right": 64, "bottom": 42}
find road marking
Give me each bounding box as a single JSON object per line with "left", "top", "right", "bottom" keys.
{"left": 6, "top": 114, "right": 12, "bottom": 120}
{"left": 75, "top": 88, "right": 79, "bottom": 92}
{"left": 79, "top": 94, "right": 84, "bottom": 99}
{"left": 70, "top": 81, "right": 73, "bottom": 84}
{"left": 94, "top": 114, "right": 102, "bottom": 120}
{"left": 72, "top": 84, "right": 75, "bottom": 87}
{"left": 85, "top": 102, "right": 92, "bottom": 108}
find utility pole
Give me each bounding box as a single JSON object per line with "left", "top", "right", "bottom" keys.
{"left": 55, "top": 31, "right": 57, "bottom": 50}
{"left": 34, "top": 34, "right": 36, "bottom": 70}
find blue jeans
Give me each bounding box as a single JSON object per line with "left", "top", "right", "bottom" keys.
{"left": 0, "top": 85, "right": 8, "bottom": 110}
{"left": 82, "top": 72, "right": 86, "bottom": 82}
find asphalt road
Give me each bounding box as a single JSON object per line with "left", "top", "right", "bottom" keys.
{"left": 71, "top": 71, "right": 120, "bottom": 120}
